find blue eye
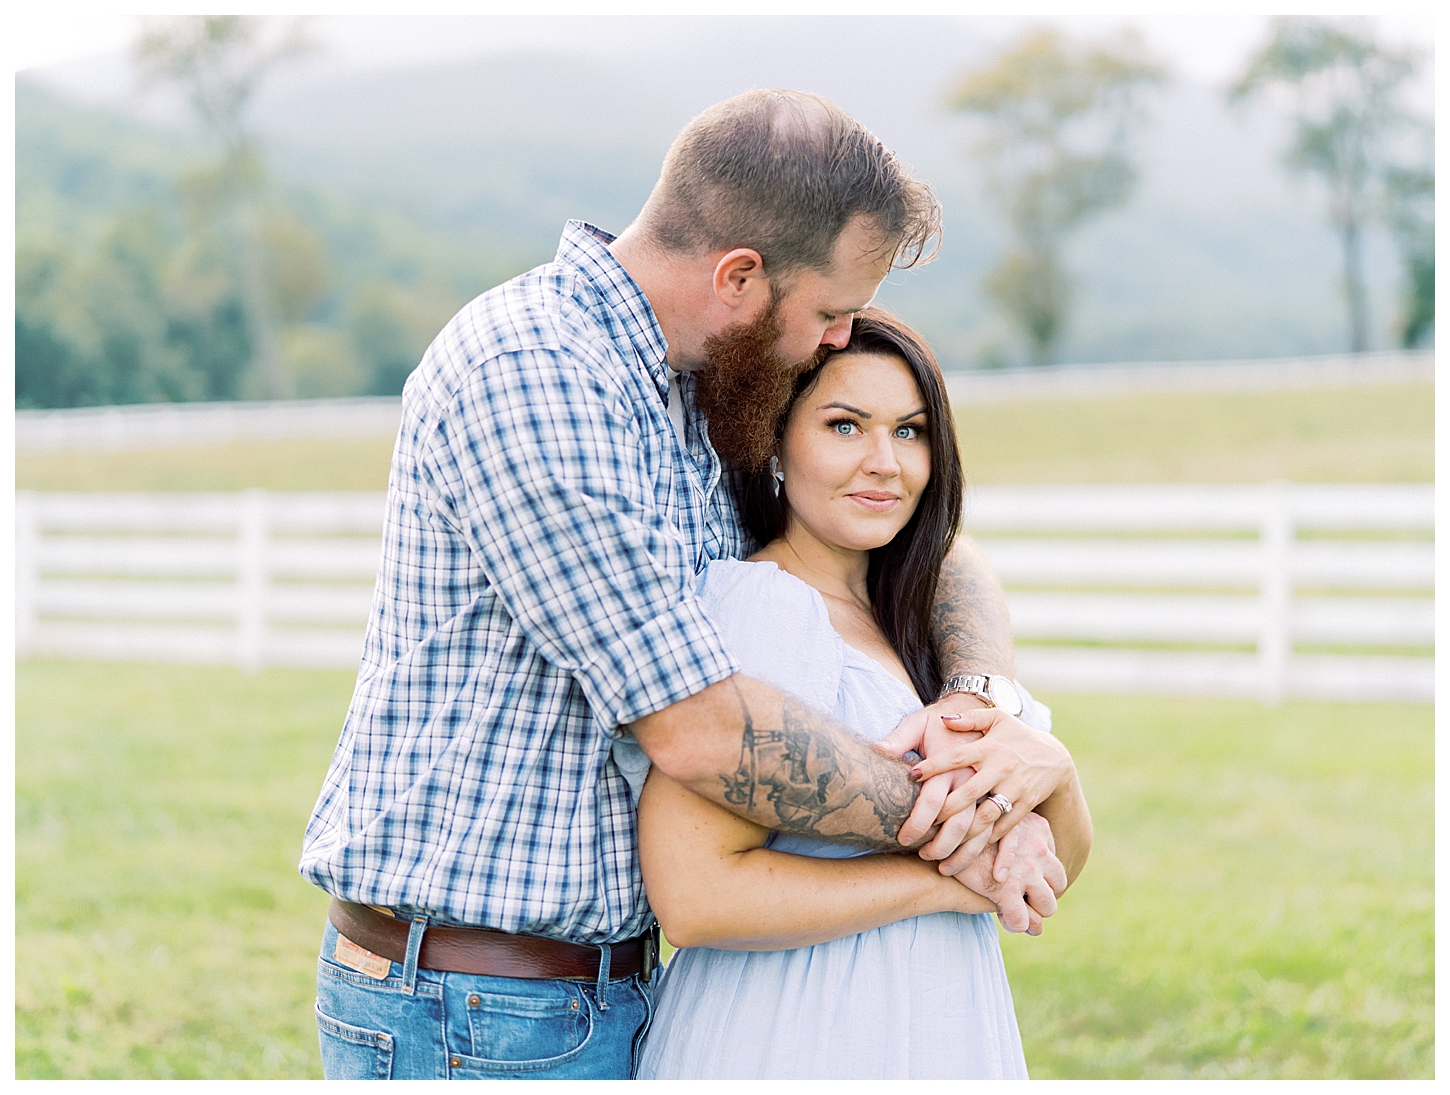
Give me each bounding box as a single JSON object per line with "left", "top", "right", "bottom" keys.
{"left": 894, "top": 425, "right": 919, "bottom": 440}
{"left": 832, "top": 420, "right": 857, "bottom": 435}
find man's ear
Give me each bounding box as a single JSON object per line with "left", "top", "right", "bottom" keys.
{"left": 711, "top": 248, "right": 768, "bottom": 310}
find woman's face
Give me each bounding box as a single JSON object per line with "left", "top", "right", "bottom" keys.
{"left": 777, "top": 350, "right": 931, "bottom": 555}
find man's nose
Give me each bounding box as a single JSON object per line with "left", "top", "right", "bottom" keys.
{"left": 820, "top": 314, "right": 853, "bottom": 350}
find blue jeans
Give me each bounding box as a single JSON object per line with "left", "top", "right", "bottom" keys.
{"left": 315, "top": 918, "right": 655, "bottom": 1079}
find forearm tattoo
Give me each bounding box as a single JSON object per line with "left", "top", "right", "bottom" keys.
{"left": 932, "top": 539, "right": 1016, "bottom": 678}
{"left": 720, "top": 680, "right": 918, "bottom": 850}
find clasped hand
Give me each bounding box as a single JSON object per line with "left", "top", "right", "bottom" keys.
{"left": 875, "top": 700, "right": 1075, "bottom": 931}
{"left": 948, "top": 811, "right": 1065, "bottom": 935}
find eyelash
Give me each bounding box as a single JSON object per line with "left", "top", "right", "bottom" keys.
{"left": 825, "top": 417, "right": 926, "bottom": 440}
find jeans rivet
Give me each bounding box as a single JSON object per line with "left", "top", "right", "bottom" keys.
{"left": 468, "top": 994, "right": 480, "bottom": 1006}
{"left": 570, "top": 999, "right": 579, "bottom": 1010}
{"left": 450, "top": 1057, "right": 461, "bottom": 1068}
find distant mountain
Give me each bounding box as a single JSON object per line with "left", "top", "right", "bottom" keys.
{"left": 239, "top": 15, "right": 1405, "bottom": 363}
{"left": 16, "top": 79, "right": 199, "bottom": 245}
{"left": 20, "top": 15, "right": 1416, "bottom": 375}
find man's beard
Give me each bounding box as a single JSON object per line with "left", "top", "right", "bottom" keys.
{"left": 692, "top": 295, "right": 830, "bottom": 473}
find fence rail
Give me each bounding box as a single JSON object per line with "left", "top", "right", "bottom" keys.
{"left": 15, "top": 397, "right": 405, "bottom": 453}
{"left": 14, "top": 484, "right": 1434, "bottom": 703}
{"left": 944, "top": 349, "right": 1431, "bottom": 406}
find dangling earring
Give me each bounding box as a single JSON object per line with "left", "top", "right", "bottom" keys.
{"left": 770, "top": 456, "right": 785, "bottom": 498}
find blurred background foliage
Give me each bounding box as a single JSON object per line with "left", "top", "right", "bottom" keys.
{"left": 15, "top": 14, "right": 1433, "bottom": 409}
{"left": 15, "top": 72, "right": 505, "bottom": 409}
{"left": 1229, "top": 19, "right": 1433, "bottom": 355}
{"left": 949, "top": 29, "right": 1169, "bottom": 365}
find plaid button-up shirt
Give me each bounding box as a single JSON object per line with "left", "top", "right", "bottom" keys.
{"left": 300, "top": 222, "right": 748, "bottom": 944}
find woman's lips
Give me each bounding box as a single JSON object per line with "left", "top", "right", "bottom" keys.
{"left": 847, "top": 491, "right": 900, "bottom": 511}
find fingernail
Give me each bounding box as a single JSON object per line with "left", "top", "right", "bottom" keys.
{"left": 941, "top": 713, "right": 962, "bottom": 721}
{"left": 908, "top": 766, "right": 924, "bottom": 781}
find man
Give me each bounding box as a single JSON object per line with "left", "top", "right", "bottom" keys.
{"left": 300, "top": 89, "right": 1063, "bottom": 1080}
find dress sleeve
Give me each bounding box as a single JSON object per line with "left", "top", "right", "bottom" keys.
{"left": 696, "top": 562, "right": 844, "bottom": 716}
{"left": 419, "top": 348, "right": 738, "bottom": 730}
{"left": 611, "top": 563, "right": 847, "bottom": 808}
{"left": 1016, "top": 681, "right": 1053, "bottom": 735}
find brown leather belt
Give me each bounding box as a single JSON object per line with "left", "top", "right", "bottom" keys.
{"left": 328, "top": 899, "right": 658, "bottom": 981}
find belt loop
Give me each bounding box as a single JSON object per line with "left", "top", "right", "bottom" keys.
{"left": 402, "top": 916, "right": 427, "bottom": 995}
{"left": 594, "top": 943, "right": 612, "bottom": 1011}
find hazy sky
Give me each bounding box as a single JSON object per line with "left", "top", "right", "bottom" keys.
{"left": 11, "top": 5, "right": 1437, "bottom": 89}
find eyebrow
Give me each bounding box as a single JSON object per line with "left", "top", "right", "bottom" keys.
{"left": 819, "top": 401, "right": 871, "bottom": 417}
{"left": 817, "top": 402, "right": 929, "bottom": 422}
{"left": 825, "top": 291, "right": 879, "bottom": 316}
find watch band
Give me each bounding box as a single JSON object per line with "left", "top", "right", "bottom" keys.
{"left": 938, "top": 673, "right": 1024, "bottom": 717}
{"left": 939, "top": 674, "right": 991, "bottom": 703}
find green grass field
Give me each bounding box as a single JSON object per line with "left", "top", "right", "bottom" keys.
{"left": 952, "top": 381, "right": 1433, "bottom": 485}
{"left": 15, "top": 660, "right": 1432, "bottom": 1079}
{"left": 15, "top": 380, "right": 1432, "bottom": 492}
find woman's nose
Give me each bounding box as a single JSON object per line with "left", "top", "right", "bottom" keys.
{"left": 860, "top": 431, "right": 900, "bottom": 475}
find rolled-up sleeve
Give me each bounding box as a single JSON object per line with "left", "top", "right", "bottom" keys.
{"left": 420, "top": 347, "right": 738, "bottom": 729}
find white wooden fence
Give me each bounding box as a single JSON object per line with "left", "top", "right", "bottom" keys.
{"left": 13, "top": 484, "right": 1434, "bottom": 703}
{"left": 968, "top": 483, "right": 1433, "bottom": 703}
{"left": 944, "top": 349, "right": 1431, "bottom": 406}
{"left": 14, "top": 491, "right": 384, "bottom": 672}
{"left": 15, "top": 396, "right": 405, "bottom": 452}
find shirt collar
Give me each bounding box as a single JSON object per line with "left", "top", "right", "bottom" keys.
{"left": 555, "top": 220, "right": 671, "bottom": 398}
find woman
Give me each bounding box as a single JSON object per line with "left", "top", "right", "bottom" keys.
{"left": 626, "top": 309, "right": 1092, "bottom": 1079}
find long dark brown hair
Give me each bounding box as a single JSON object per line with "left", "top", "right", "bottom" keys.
{"left": 739, "top": 308, "right": 964, "bottom": 704}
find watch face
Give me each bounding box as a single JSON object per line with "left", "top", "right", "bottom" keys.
{"left": 987, "top": 676, "right": 1024, "bottom": 717}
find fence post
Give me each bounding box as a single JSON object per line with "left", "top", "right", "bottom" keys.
{"left": 1258, "top": 480, "right": 1293, "bottom": 704}
{"left": 15, "top": 491, "right": 39, "bottom": 658}
{"left": 236, "top": 489, "right": 269, "bottom": 673}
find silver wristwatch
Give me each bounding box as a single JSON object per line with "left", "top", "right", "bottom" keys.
{"left": 937, "top": 674, "right": 1023, "bottom": 717}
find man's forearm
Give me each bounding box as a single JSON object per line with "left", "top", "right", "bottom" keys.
{"left": 933, "top": 534, "right": 1015, "bottom": 678}
{"left": 631, "top": 674, "right": 919, "bottom": 852}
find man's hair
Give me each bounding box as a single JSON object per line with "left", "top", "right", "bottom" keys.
{"left": 639, "top": 89, "right": 942, "bottom": 279}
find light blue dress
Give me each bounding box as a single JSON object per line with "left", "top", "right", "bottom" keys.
{"left": 620, "top": 559, "right": 1039, "bottom": 1080}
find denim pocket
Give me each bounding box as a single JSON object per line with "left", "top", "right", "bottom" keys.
{"left": 316, "top": 1001, "right": 394, "bottom": 1080}
{"left": 457, "top": 988, "right": 593, "bottom": 1073}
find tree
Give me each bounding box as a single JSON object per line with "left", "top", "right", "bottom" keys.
{"left": 1230, "top": 18, "right": 1425, "bottom": 354}
{"left": 1382, "top": 121, "right": 1434, "bottom": 348}
{"left": 950, "top": 29, "right": 1167, "bottom": 365}
{"left": 134, "top": 15, "right": 317, "bottom": 398}
{"left": 16, "top": 211, "right": 203, "bottom": 408}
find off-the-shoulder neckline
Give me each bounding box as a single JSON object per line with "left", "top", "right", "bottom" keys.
{"left": 712, "top": 559, "right": 923, "bottom": 707}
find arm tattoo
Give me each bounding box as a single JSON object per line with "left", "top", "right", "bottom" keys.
{"left": 719, "top": 680, "right": 919, "bottom": 850}
{"left": 933, "top": 538, "right": 1016, "bottom": 678}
